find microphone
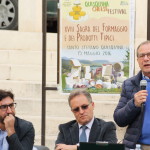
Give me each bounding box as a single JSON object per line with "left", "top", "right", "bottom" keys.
{"left": 140, "top": 80, "right": 147, "bottom": 111}
{"left": 140, "top": 80, "right": 147, "bottom": 90}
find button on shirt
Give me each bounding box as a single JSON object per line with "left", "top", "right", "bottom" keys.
{"left": 78, "top": 117, "right": 94, "bottom": 142}
{"left": 0, "top": 130, "right": 9, "bottom": 150}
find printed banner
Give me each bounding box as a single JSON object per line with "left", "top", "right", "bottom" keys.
{"left": 60, "top": 0, "right": 135, "bottom": 93}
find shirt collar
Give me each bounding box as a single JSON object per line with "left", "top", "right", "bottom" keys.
{"left": 0, "top": 129, "right": 7, "bottom": 133}
{"left": 78, "top": 117, "right": 94, "bottom": 129}
{"left": 0, "top": 129, "right": 7, "bottom": 137}
{"left": 142, "top": 72, "right": 150, "bottom": 79}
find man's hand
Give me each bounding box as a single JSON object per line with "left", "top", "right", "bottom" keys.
{"left": 55, "top": 144, "right": 77, "bottom": 150}
{"left": 134, "top": 90, "right": 148, "bottom": 107}
{"left": 4, "top": 114, "right": 15, "bottom": 136}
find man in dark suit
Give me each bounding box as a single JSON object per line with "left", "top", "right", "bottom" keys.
{"left": 0, "top": 89, "right": 35, "bottom": 150}
{"left": 55, "top": 89, "right": 117, "bottom": 150}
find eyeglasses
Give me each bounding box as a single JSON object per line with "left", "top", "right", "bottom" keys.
{"left": 0, "top": 103, "right": 17, "bottom": 111}
{"left": 71, "top": 103, "right": 91, "bottom": 113}
{"left": 138, "top": 52, "right": 150, "bottom": 59}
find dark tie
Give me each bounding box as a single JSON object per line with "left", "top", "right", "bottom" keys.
{"left": 79, "top": 126, "right": 87, "bottom": 142}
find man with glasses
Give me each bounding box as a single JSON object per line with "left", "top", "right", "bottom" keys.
{"left": 114, "top": 40, "right": 150, "bottom": 150}
{"left": 55, "top": 89, "right": 117, "bottom": 150}
{"left": 0, "top": 89, "right": 35, "bottom": 150}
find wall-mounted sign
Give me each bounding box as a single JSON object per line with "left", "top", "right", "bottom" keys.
{"left": 60, "top": 0, "right": 135, "bottom": 93}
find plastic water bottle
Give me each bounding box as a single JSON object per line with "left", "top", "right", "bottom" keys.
{"left": 135, "top": 144, "right": 141, "bottom": 150}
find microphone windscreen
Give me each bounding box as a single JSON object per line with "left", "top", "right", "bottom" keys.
{"left": 140, "top": 80, "right": 147, "bottom": 90}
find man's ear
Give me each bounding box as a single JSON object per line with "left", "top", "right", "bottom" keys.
{"left": 91, "top": 102, "right": 95, "bottom": 107}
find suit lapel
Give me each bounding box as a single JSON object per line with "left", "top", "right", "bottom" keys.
{"left": 70, "top": 122, "right": 79, "bottom": 144}
{"left": 89, "top": 118, "right": 101, "bottom": 142}
{"left": 14, "top": 117, "right": 21, "bottom": 140}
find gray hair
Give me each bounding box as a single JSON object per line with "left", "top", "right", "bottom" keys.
{"left": 68, "top": 89, "right": 92, "bottom": 106}
{"left": 137, "top": 40, "right": 150, "bottom": 57}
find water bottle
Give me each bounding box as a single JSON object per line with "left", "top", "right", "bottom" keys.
{"left": 135, "top": 144, "right": 141, "bottom": 150}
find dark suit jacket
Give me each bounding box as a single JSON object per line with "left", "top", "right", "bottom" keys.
{"left": 6, "top": 117, "right": 35, "bottom": 150}
{"left": 55, "top": 118, "right": 117, "bottom": 145}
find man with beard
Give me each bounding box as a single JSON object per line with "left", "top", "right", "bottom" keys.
{"left": 0, "top": 89, "right": 35, "bottom": 150}
{"left": 55, "top": 89, "right": 117, "bottom": 150}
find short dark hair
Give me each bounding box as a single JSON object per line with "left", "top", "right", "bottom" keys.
{"left": 137, "top": 40, "right": 150, "bottom": 57}
{"left": 68, "top": 89, "right": 92, "bottom": 106}
{"left": 0, "top": 89, "right": 14, "bottom": 101}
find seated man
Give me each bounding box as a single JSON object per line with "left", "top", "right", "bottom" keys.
{"left": 55, "top": 89, "right": 117, "bottom": 150}
{"left": 0, "top": 89, "right": 35, "bottom": 150}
